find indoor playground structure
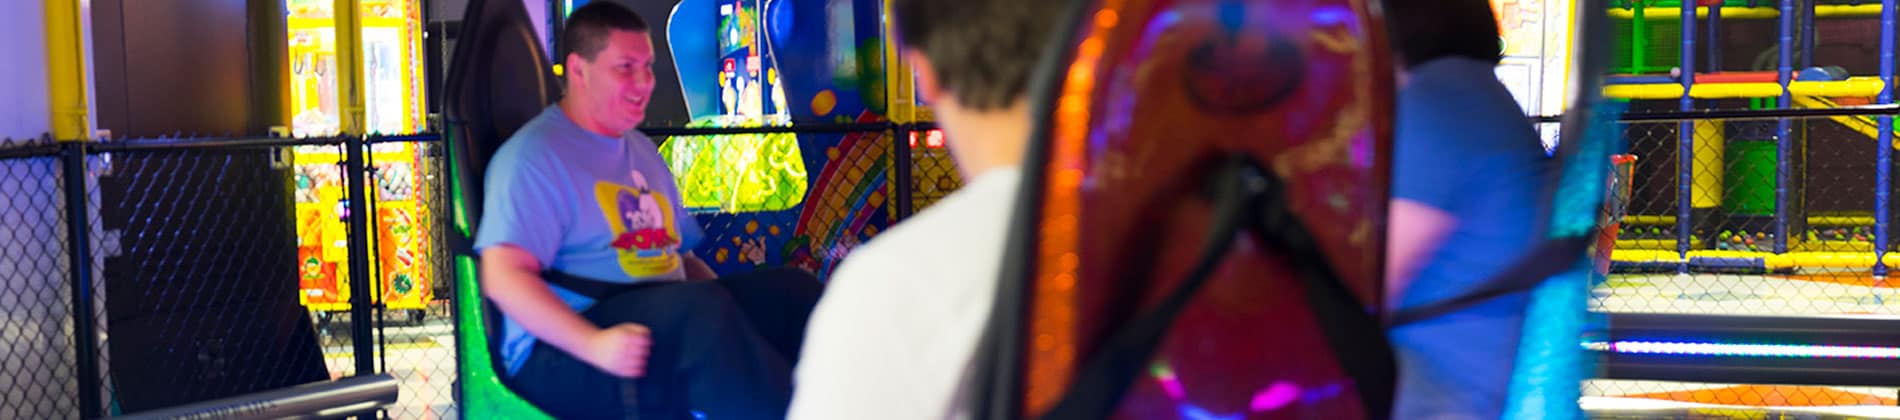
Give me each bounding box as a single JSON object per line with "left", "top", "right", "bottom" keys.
{"left": 1577, "top": 0, "right": 1900, "bottom": 414}
{"left": 1599, "top": 0, "right": 1900, "bottom": 273}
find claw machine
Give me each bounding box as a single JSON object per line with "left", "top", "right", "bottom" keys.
{"left": 288, "top": 0, "right": 434, "bottom": 324}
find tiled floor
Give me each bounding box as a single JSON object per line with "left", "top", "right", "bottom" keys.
{"left": 1584, "top": 271, "right": 1900, "bottom": 417}
{"left": 1582, "top": 394, "right": 1900, "bottom": 419}
{"left": 1592, "top": 271, "right": 1900, "bottom": 316}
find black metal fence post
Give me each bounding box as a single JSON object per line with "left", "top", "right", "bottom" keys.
{"left": 61, "top": 140, "right": 101, "bottom": 419}
{"left": 894, "top": 124, "right": 914, "bottom": 219}
{"left": 344, "top": 134, "right": 377, "bottom": 376}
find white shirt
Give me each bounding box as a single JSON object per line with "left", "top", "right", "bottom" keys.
{"left": 788, "top": 166, "right": 1022, "bottom": 420}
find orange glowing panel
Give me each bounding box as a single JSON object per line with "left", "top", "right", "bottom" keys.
{"left": 1023, "top": 2, "right": 1124, "bottom": 415}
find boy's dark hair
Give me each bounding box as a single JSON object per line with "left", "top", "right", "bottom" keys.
{"left": 893, "top": 0, "right": 1063, "bottom": 110}
{"left": 561, "top": 2, "right": 650, "bottom": 62}
{"left": 1383, "top": 0, "right": 1502, "bottom": 68}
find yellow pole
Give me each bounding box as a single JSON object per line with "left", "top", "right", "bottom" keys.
{"left": 1815, "top": 4, "right": 1888, "bottom": 17}
{"left": 1692, "top": 119, "right": 1725, "bottom": 209}
{"left": 1606, "top": 5, "right": 1882, "bottom": 19}
{"left": 45, "top": 0, "right": 89, "bottom": 141}
{"left": 883, "top": 0, "right": 914, "bottom": 124}
{"left": 335, "top": 0, "right": 366, "bottom": 135}
{"left": 1608, "top": 7, "right": 1781, "bottom": 20}
{"left": 1554, "top": 0, "right": 1575, "bottom": 115}
{"left": 406, "top": 0, "right": 425, "bottom": 132}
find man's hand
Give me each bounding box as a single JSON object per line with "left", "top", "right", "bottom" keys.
{"left": 581, "top": 323, "right": 653, "bottom": 378}
{"left": 741, "top": 238, "right": 768, "bottom": 266}
{"left": 683, "top": 252, "right": 718, "bottom": 280}
{"left": 484, "top": 244, "right": 652, "bottom": 376}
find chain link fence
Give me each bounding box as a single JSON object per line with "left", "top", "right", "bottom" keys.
{"left": 0, "top": 134, "right": 456, "bottom": 419}
{"left": 94, "top": 140, "right": 330, "bottom": 416}
{"left": 1589, "top": 109, "right": 1900, "bottom": 410}
{"left": 0, "top": 124, "right": 960, "bottom": 418}
{"left": 289, "top": 141, "right": 362, "bottom": 383}
{"left": 365, "top": 140, "right": 457, "bottom": 420}
{"left": 277, "top": 137, "right": 458, "bottom": 420}
{"left": 905, "top": 128, "right": 963, "bottom": 214}
{"left": 1597, "top": 112, "right": 1898, "bottom": 315}
{"left": 0, "top": 137, "right": 83, "bottom": 419}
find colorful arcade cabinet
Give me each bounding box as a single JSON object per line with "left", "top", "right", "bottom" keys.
{"left": 664, "top": 0, "right": 900, "bottom": 277}
{"left": 286, "top": 0, "right": 437, "bottom": 324}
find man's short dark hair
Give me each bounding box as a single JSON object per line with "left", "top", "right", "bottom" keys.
{"left": 1383, "top": 0, "right": 1502, "bottom": 68}
{"left": 893, "top": 0, "right": 1063, "bottom": 110}
{"left": 561, "top": 2, "right": 650, "bottom": 61}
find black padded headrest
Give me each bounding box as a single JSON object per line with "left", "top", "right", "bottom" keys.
{"left": 444, "top": 0, "right": 562, "bottom": 226}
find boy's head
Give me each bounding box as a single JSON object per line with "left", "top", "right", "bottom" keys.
{"left": 560, "top": 2, "right": 656, "bottom": 135}
{"left": 1383, "top": 0, "right": 1502, "bottom": 69}
{"left": 893, "top": 0, "right": 1062, "bottom": 176}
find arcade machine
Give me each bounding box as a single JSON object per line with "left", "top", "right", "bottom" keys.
{"left": 662, "top": 0, "right": 807, "bottom": 218}
{"left": 663, "top": 0, "right": 900, "bottom": 277}
{"left": 286, "top": 0, "right": 436, "bottom": 325}
{"left": 1490, "top": 0, "right": 1577, "bottom": 151}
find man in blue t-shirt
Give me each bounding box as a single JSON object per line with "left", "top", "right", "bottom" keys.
{"left": 475, "top": 3, "right": 818, "bottom": 418}
{"left": 1381, "top": 0, "right": 1552, "bottom": 418}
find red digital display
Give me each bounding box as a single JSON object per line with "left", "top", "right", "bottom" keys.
{"left": 907, "top": 129, "right": 946, "bottom": 149}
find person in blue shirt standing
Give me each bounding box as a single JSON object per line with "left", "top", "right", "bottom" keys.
{"left": 1380, "top": 0, "right": 1553, "bottom": 418}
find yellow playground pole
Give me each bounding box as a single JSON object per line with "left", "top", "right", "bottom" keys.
{"left": 883, "top": 0, "right": 929, "bottom": 124}
{"left": 1693, "top": 119, "right": 1725, "bottom": 210}
{"left": 1608, "top": 5, "right": 1889, "bottom": 19}
{"left": 1602, "top": 77, "right": 1887, "bottom": 99}
{"left": 45, "top": 0, "right": 89, "bottom": 141}
{"left": 334, "top": 0, "right": 366, "bottom": 135}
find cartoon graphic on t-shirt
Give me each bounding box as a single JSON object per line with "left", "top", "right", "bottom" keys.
{"left": 611, "top": 190, "right": 678, "bottom": 252}
{"left": 595, "top": 179, "right": 682, "bottom": 278}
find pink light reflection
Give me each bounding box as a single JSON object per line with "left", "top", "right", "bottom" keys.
{"left": 1248, "top": 381, "right": 1301, "bottom": 412}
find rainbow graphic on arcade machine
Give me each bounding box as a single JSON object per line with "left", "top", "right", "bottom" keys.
{"left": 668, "top": 0, "right": 907, "bottom": 277}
